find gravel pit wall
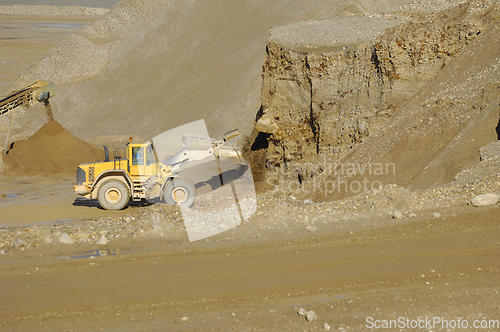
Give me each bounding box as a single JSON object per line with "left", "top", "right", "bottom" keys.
{"left": 249, "top": 0, "right": 500, "bottom": 198}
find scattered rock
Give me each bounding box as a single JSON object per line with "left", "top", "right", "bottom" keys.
{"left": 306, "top": 310, "right": 317, "bottom": 321}
{"left": 432, "top": 212, "right": 441, "bottom": 218}
{"left": 180, "top": 316, "right": 189, "bottom": 321}
{"left": 297, "top": 308, "right": 307, "bottom": 316}
{"left": 470, "top": 193, "right": 500, "bottom": 207}
{"left": 392, "top": 211, "right": 403, "bottom": 220}
{"left": 58, "top": 233, "right": 74, "bottom": 244}
{"left": 304, "top": 199, "right": 315, "bottom": 205}
{"left": 306, "top": 225, "right": 318, "bottom": 232}
{"left": 98, "top": 235, "right": 108, "bottom": 245}
{"left": 324, "top": 322, "right": 331, "bottom": 331}
{"left": 409, "top": 213, "right": 417, "bottom": 218}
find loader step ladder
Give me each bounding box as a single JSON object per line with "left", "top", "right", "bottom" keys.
{"left": 132, "top": 182, "right": 144, "bottom": 201}
{"left": 0, "top": 81, "right": 55, "bottom": 156}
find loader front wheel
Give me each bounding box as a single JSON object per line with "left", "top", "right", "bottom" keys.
{"left": 164, "top": 178, "right": 195, "bottom": 207}
{"left": 97, "top": 180, "right": 130, "bottom": 210}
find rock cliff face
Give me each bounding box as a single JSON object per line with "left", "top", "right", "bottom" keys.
{"left": 251, "top": 0, "right": 500, "bottom": 193}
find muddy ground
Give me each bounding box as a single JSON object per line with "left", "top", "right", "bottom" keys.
{"left": 0, "top": 7, "right": 499, "bottom": 332}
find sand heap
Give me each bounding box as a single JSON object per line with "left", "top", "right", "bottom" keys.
{"left": 2, "top": 121, "right": 103, "bottom": 176}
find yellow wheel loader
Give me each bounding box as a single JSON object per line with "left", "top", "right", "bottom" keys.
{"left": 74, "top": 130, "right": 242, "bottom": 210}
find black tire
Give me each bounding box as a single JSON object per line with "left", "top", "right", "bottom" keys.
{"left": 163, "top": 178, "right": 195, "bottom": 207}
{"left": 97, "top": 179, "right": 130, "bottom": 210}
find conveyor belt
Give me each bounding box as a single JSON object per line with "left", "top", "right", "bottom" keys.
{"left": 0, "top": 81, "right": 55, "bottom": 116}
{"left": 1, "top": 81, "right": 55, "bottom": 156}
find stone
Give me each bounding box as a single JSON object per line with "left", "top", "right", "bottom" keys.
{"left": 409, "top": 213, "right": 417, "bottom": 218}
{"left": 479, "top": 141, "right": 500, "bottom": 161}
{"left": 432, "top": 212, "right": 441, "bottom": 218}
{"left": 58, "top": 233, "right": 74, "bottom": 244}
{"left": 180, "top": 316, "right": 189, "bottom": 321}
{"left": 470, "top": 193, "right": 500, "bottom": 207}
{"left": 0, "top": 249, "right": 5, "bottom": 255}
{"left": 324, "top": 323, "right": 331, "bottom": 331}
{"left": 255, "top": 114, "right": 280, "bottom": 134}
{"left": 306, "top": 225, "right": 318, "bottom": 232}
{"left": 98, "top": 235, "right": 108, "bottom": 245}
{"left": 13, "top": 238, "right": 25, "bottom": 248}
{"left": 392, "top": 211, "right": 403, "bottom": 220}
{"left": 359, "top": 122, "right": 367, "bottom": 134}
{"left": 305, "top": 310, "right": 317, "bottom": 321}
{"left": 44, "top": 238, "right": 53, "bottom": 244}
{"left": 304, "top": 199, "right": 314, "bottom": 205}
{"left": 297, "top": 308, "right": 307, "bottom": 316}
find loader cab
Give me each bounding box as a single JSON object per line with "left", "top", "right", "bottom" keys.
{"left": 128, "top": 142, "right": 158, "bottom": 178}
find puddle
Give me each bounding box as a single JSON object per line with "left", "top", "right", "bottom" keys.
{"left": 68, "top": 247, "right": 136, "bottom": 260}
{"left": 70, "top": 249, "right": 114, "bottom": 259}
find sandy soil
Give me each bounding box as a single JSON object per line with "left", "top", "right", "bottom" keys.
{"left": 0, "top": 173, "right": 143, "bottom": 226}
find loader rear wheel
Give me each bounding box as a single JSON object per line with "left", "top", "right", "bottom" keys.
{"left": 97, "top": 180, "right": 130, "bottom": 210}
{"left": 164, "top": 178, "right": 195, "bottom": 207}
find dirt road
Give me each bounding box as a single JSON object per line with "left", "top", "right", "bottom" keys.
{"left": 0, "top": 174, "right": 140, "bottom": 226}
{"left": 1, "top": 206, "right": 499, "bottom": 331}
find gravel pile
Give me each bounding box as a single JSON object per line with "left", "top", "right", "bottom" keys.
{"left": 0, "top": 0, "right": 119, "bottom": 10}
{"left": 0, "top": 5, "right": 109, "bottom": 16}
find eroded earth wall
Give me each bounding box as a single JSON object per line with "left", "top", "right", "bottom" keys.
{"left": 252, "top": 0, "right": 500, "bottom": 197}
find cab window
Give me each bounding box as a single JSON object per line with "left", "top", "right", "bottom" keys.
{"left": 146, "top": 145, "right": 156, "bottom": 166}
{"left": 131, "top": 147, "right": 144, "bottom": 165}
